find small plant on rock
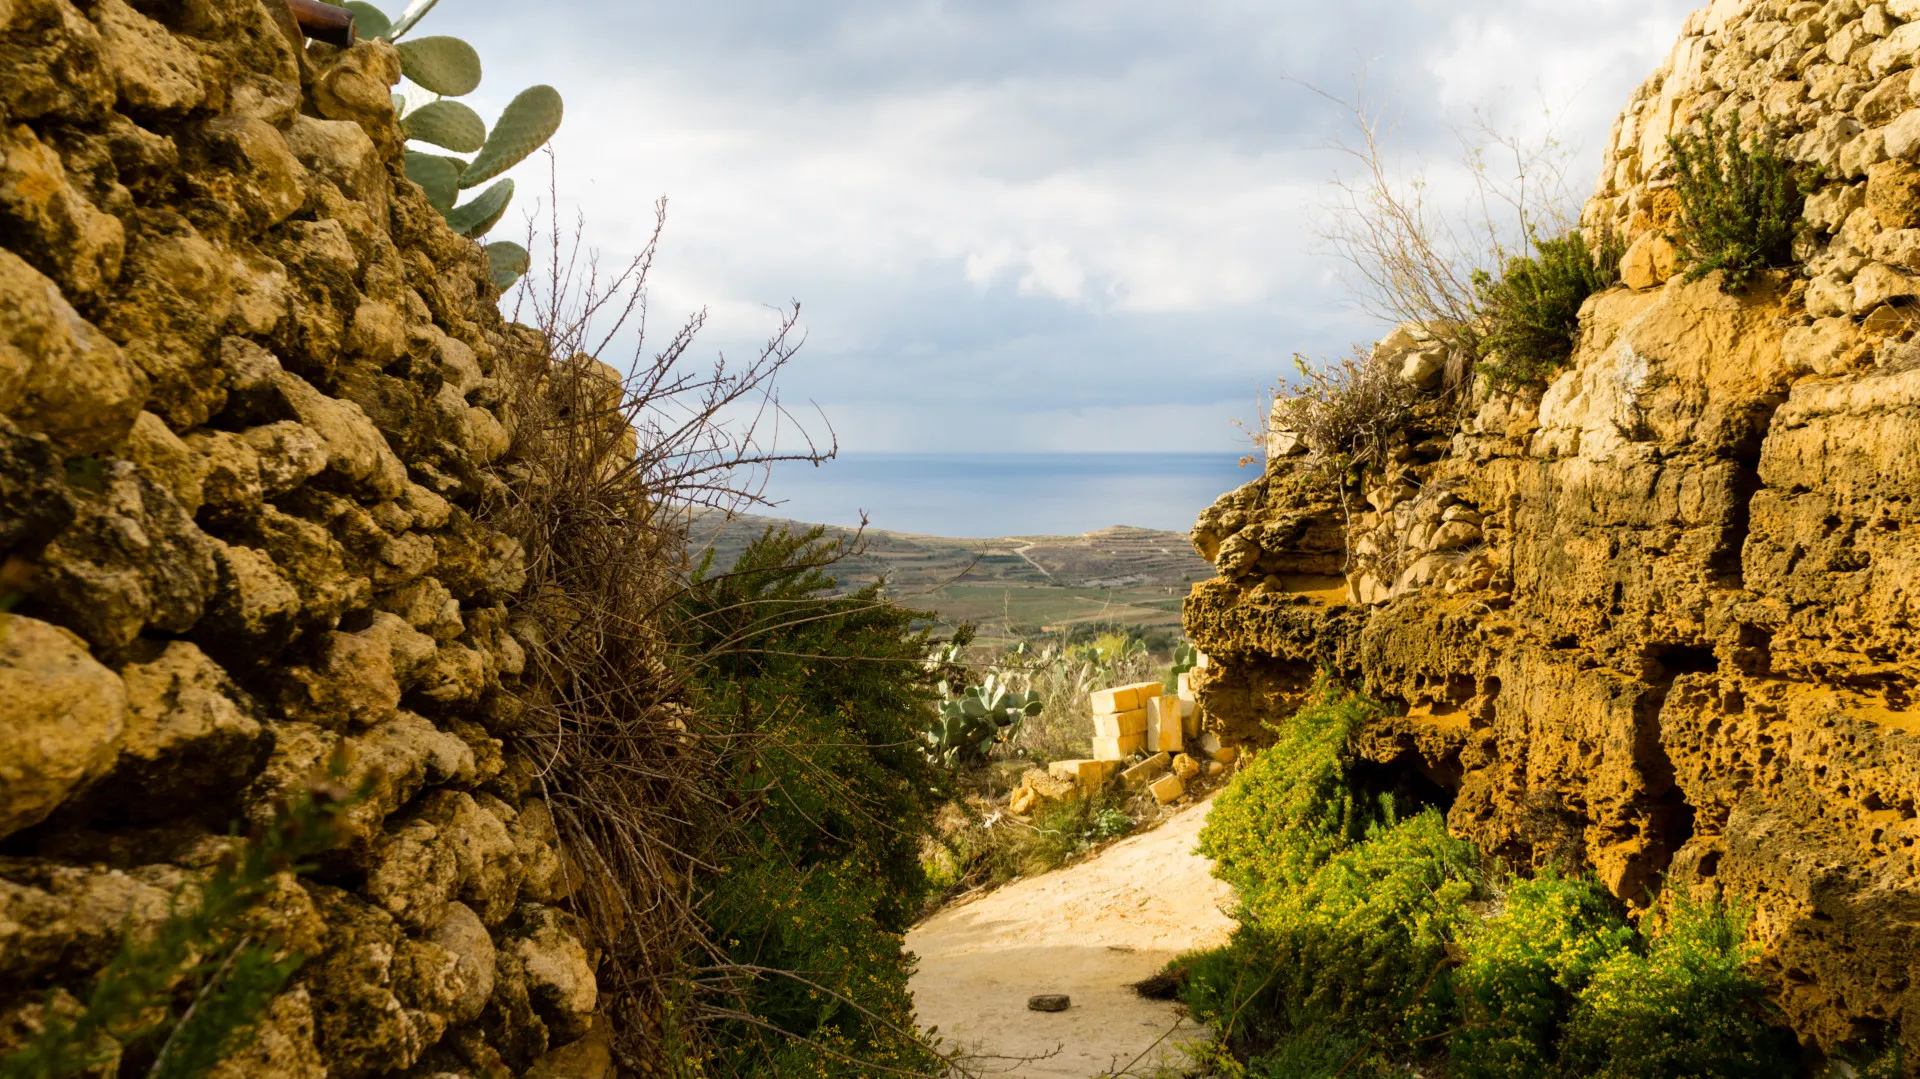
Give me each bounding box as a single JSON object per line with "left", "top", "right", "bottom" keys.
{"left": 345, "top": 0, "right": 564, "bottom": 290}
{"left": 1474, "top": 228, "right": 1624, "bottom": 389}
{"left": 1667, "top": 115, "right": 1806, "bottom": 292}
{"left": 1270, "top": 346, "right": 1420, "bottom": 492}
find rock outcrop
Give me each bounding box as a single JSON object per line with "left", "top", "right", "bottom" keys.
{"left": 1189, "top": 0, "right": 1920, "bottom": 1064}
{"left": 0, "top": 2, "right": 604, "bottom": 1076}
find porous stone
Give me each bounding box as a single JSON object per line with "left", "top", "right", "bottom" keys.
{"left": 107, "top": 640, "right": 265, "bottom": 816}
{"left": 0, "top": 616, "right": 127, "bottom": 838}
{"left": 0, "top": 249, "right": 143, "bottom": 454}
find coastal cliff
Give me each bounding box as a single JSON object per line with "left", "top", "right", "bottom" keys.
{"left": 1189, "top": 0, "right": 1920, "bottom": 1061}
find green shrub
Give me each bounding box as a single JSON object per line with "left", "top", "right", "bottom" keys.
{"left": 1452, "top": 871, "right": 1636, "bottom": 1079}
{"left": 1196, "top": 678, "right": 1389, "bottom": 910}
{"left": 1474, "top": 229, "right": 1624, "bottom": 389}
{"left": 1668, "top": 115, "right": 1806, "bottom": 292}
{"left": 1184, "top": 681, "right": 1478, "bottom": 1068}
{"left": 1184, "top": 810, "right": 1478, "bottom": 1067}
{"left": 1555, "top": 892, "right": 1794, "bottom": 1079}
{"left": 682, "top": 527, "right": 945, "bottom": 1077}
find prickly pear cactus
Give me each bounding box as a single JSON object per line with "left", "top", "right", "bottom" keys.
{"left": 394, "top": 36, "right": 482, "bottom": 96}
{"left": 400, "top": 99, "right": 485, "bottom": 153}
{"left": 350, "top": 2, "right": 563, "bottom": 290}
{"left": 458, "top": 85, "right": 564, "bottom": 189}
{"left": 921, "top": 679, "right": 1045, "bottom": 768}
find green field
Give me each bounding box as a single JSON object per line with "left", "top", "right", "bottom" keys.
{"left": 693, "top": 513, "right": 1214, "bottom": 640}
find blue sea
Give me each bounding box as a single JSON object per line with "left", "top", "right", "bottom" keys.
{"left": 751, "top": 453, "right": 1257, "bottom": 538}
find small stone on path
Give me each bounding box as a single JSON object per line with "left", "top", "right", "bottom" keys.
{"left": 1027, "top": 994, "right": 1071, "bottom": 1012}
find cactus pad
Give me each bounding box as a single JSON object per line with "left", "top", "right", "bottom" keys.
{"left": 485, "top": 241, "right": 531, "bottom": 291}
{"left": 396, "top": 36, "right": 482, "bottom": 97}
{"left": 445, "top": 179, "right": 514, "bottom": 238}
{"left": 401, "top": 100, "right": 486, "bottom": 153}
{"left": 458, "top": 85, "right": 563, "bottom": 189}
{"left": 344, "top": 1, "right": 391, "bottom": 40}
{"left": 403, "top": 152, "right": 461, "bottom": 213}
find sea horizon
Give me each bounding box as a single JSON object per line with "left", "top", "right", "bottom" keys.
{"left": 744, "top": 450, "right": 1259, "bottom": 540}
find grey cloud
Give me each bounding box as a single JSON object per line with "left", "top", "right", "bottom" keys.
{"left": 424, "top": 0, "right": 1697, "bottom": 451}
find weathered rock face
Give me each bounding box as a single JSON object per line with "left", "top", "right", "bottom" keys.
{"left": 0, "top": 3, "right": 595, "bottom": 1074}
{"left": 1189, "top": 0, "right": 1920, "bottom": 1064}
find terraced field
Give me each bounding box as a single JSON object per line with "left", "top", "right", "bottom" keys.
{"left": 692, "top": 514, "right": 1215, "bottom": 639}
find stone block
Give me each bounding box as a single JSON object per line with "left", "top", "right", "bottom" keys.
{"left": 1092, "top": 708, "right": 1147, "bottom": 738}
{"left": 1121, "top": 752, "right": 1171, "bottom": 790}
{"left": 1197, "top": 731, "right": 1223, "bottom": 757}
{"left": 1214, "top": 746, "right": 1241, "bottom": 766}
{"left": 1145, "top": 695, "right": 1183, "bottom": 752}
{"left": 1180, "top": 697, "right": 1201, "bottom": 738}
{"left": 1148, "top": 773, "right": 1185, "bottom": 805}
{"left": 1092, "top": 733, "right": 1145, "bottom": 761}
{"left": 1176, "top": 671, "right": 1194, "bottom": 700}
{"left": 1088, "top": 684, "right": 1139, "bottom": 714}
{"left": 1047, "top": 758, "right": 1119, "bottom": 792}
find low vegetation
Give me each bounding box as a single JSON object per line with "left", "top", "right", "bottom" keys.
{"left": 1668, "top": 115, "right": 1806, "bottom": 292}
{"left": 923, "top": 786, "right": 1136, "bottom": 899}
{"left": 1474, "top": 228, "right": 1624, "bottom": 389}
{"left": 1177, "top": 681, "right": 1797, "bottom": 1078}
{"left": 1270, "top": 347, "right": 1422, "bottom": 488}
{"left": 679, "top": 527, "right": 946, "bottom": 1077}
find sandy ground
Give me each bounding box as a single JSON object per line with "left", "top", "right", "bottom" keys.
{"left": 907, "top": 796, "right": 1238, "bottom": 1078}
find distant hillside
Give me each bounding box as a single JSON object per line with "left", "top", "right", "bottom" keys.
{"left": 691, "top": 513, "right": 1215, "bottom": 636}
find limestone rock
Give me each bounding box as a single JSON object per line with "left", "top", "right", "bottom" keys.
{"left": 99, "top": 218, "right": 234, "bottom": 429}
{"left": 524, "top": 1018, "right": 614, "bottom": 1079}
{"left": 0, "top": 249, "right": 144, "bottom": 454}
{"left": 197, "top": 536, "right": 303, "bottom": 655}
{"left": 431, "top": 901, "right": 496, "bottom": 1025}
{"left": 0, "top": 122, "right": 125, "bottom": 301}
{"left": 108, "top": 641, "right": 265, "bottom": 818}
{"left": 33, "top": 462, "right": 219, "bottom": 649}
{"left": 90, "top": 0, "right": 204, "bottom": 116}
{"left": 1867, "top": 158, "right": 1920, "bottom": 228}
{"left": 117, "top": 411, "right": 204, "bottom": 514}
{"left": 201, "top": 986, "right": 326, "bottom": 1079}
{"left": 0, "top": 0, "right": 117, "bottom": 123}
{"left": 1619, "top": 230, "right": 1678, "bottom": 290}
{"left": 0, "top": 616, "right": 126, "bottom": 838}
{"left": 285, "top": 114, "right": 383, "bottom": 214}
{"left": 0, "top": 860, "right": 174, "bottom": 983}
{"left": 269, "top": 370, "right": 408, "bottom": 501}
{"left": 508, "top": 904, "right": 597, "bottom": 1045}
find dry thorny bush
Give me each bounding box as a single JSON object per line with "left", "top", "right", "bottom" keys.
{"left": 1314, "top": 81, "right": 1582, "bottom": 359}
{"left": 482, "top": 173, "right": 844, "bottom": 1067}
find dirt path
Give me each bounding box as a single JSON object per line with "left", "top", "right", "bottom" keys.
{"left": 908, "top": 796, "right": 1237, "bottom": 1078}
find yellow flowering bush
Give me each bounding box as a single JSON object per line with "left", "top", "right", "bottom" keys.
{"left": 1452, "top": 871, "right": 1636, "bottom": 1078}
{"left": 1555, "top": 892, "right": 1793, "bottom": 1079}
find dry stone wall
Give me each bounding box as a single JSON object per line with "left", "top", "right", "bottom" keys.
{"left": 0, "top": 2, "right": 608, "bottom": 1076}
{"left": 1189, "top": 0, "right": 1920, "bottom": 1063}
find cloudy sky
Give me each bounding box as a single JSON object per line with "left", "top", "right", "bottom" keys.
{"left": 431, "top": 0, "right": 1699, "bottom": 454}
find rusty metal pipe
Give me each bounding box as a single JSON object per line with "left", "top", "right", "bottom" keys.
{"left": 285, "top": 0, "right": 357, "bottom": 47}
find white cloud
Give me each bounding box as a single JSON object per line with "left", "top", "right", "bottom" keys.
{"left": 442, "top": 0, "right": 1700, "bottom": 452}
